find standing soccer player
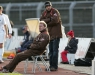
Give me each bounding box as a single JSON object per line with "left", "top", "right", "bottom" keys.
{"left": 0, "top": 6, "right": 8, "bottom": 63}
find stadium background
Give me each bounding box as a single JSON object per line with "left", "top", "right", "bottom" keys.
{"left": 0, "top": 0, "right": 95, "bottom": 37}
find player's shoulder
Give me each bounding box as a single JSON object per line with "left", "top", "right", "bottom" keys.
{"left": 2, "top": 13, "right": 8, "bottom": 17}
{"left": 0, "top": 14, "right": 5, "bottom": 18}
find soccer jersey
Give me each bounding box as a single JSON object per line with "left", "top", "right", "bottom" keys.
{"left": 0, "top": 14, "right": 6, "bottom": 32}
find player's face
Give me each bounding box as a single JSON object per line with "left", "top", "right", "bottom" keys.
{"left": 39, "top": 23, "right": 45, "bottom": 32}
{"left": 0, "top": 9, "right": 2, "bottom": 14}
{"left": 46, "top": 6, "right": 52, "bottom": 11}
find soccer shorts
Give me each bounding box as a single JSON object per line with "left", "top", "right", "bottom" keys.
{"left": 0, "top": 32, "right": 5, "bottom": 43}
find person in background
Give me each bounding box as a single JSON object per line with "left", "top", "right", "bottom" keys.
{"left": 15, "top": 25, "right": 31, "bottom": 53}
{"left": 0, "top": 21, "right": 50, "bottom": 73}
{"left": 4, "top": 20, "right": 14, "bottom": 51}
{"left": 9, "top": 20, "right": 14, "bottom": 36}
{"left": 61, "top": 30, "right": 78, "bottom": 64}
{"left": 40, "top": 1, "right": 62, "bottom": 71}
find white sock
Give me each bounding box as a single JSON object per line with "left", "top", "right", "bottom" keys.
{"left": 0, "top": 48, "right": 4, "bottom": 60}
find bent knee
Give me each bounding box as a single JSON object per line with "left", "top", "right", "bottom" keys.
{"left": 0, "top": 43, "right": 3, "bottom": 48}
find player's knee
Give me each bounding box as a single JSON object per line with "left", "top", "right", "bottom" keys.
{"left": 0, "top": 44, "right": 3, "bottom": 48}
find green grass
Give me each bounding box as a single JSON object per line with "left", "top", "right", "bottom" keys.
{"left": 0, "top": 73, "right": 22, "bottom": 75}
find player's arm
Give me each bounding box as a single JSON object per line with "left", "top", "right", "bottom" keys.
{"left": 5, "top": 15, "right": 12, "bottom": 38}
{"left": 3, "top": 16, "right": 8, "bottom": 38}
{"left": 4, "top": 25, "right": 8, "bottom": 38}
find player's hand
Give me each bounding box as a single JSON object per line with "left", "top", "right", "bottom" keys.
{"left": 6, "top": 35, "right": 9, "bottom": 38}
{"left": 8, "top": 34, "right": 12, "bottom": 39}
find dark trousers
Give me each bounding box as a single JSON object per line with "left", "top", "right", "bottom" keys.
{"left": 49, "top": 38, "right": 60, "bottom": 69}
{"left": 4, "top": 49, "right": 36, "bottom": 72}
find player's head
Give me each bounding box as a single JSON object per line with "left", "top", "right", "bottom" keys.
{"left": 0, "top": 6, "right": 3, "bottom": 10}
{"left": 45, "top": 1, "right": 52, "bottom": 11}
{"left": 39, "top": 21, "right": 47, "bottom": 32}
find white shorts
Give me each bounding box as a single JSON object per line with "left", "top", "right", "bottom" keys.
{"left": 0, "top": 32, "right": 5, "bottom": 43}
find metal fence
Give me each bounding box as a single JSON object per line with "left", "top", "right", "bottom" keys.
{"left": 0, "top": 1, "right": 95, "bottom": 37}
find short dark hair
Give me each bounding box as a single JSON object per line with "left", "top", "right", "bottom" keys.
{"left": 0, "top": 6, "right": 3, "bottom": 10}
